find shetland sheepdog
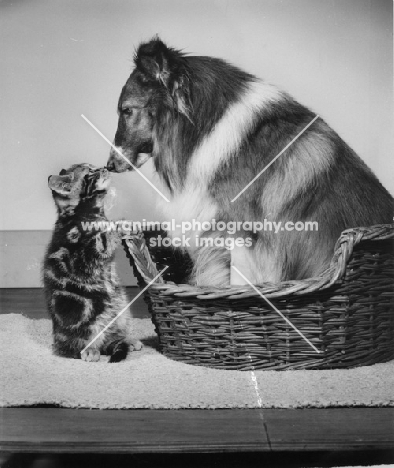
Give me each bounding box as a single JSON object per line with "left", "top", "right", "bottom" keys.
{"left": 107, "top": 37, "right": 393, "bottom": 287}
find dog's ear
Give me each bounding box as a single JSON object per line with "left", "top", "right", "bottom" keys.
{"left": 48, "top": 174, "right": 74, "bottom": 195}
{"left": 134, "top": 37, "right": 192, "bottom": 122}
{"left": 134, "top": 37, "right": 176, "bottom": 87}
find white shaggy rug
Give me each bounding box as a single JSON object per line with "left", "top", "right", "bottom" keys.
{"left": 1, "top": 314, "right": 393, "bottom": 409}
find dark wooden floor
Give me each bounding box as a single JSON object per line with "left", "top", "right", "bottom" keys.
{"left": 1, "top": 288, "right": 393, "bottom": 466}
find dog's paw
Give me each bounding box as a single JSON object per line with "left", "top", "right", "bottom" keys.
{"left": 130, "top": 339, "right": 143, "bottom": 351}
{"left": 81, "top": 348, "right": 100, "bottom": 362}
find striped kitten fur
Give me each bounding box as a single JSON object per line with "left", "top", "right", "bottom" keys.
{"left": 43, "top": 163, "right": 142, "bottom": 362}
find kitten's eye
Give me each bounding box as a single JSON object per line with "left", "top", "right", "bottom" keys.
{"left": 122, "top": 107, "right": 133, "bottom": 116}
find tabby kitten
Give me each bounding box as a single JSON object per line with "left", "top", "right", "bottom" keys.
{"left": 43, "top": 163, "right": 142, "bottom": 362}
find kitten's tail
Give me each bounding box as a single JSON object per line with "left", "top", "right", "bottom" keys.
{"left": 108, "top": 342, "right": 130, "bottom": 363}
{"left": 108, "top": 338, "right": 143, "bottom": 363}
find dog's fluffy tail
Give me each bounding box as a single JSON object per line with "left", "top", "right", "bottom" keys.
{"left": 188, "top": 244, "right": 230, "bottom": 287}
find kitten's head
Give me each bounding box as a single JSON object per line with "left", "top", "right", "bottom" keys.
{"left": 48, "top": 163, "right": 110, "bottom": 215}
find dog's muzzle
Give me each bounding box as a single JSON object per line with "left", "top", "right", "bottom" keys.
{"left": 107, "top": 148, "right": 152, "bottom": 172}
{"left": 107, "top": 147, "right": 131, "bottom": 173}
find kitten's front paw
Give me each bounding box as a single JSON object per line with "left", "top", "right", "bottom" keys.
{"left": 130, "top": 339, "right": 143, "bottom": 351}
{"left": 81, "top": 348, "right": 100, "bottom": 362}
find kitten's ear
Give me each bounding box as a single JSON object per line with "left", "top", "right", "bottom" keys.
{"left": 48, "top": 174, "right": 74, "bottom": 195}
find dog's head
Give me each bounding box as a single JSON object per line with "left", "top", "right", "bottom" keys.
{"left": 107, "top": 37, "right": 191, "bottom": 173}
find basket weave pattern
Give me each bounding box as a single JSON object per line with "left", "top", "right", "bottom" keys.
{"left": 123, "top": 225, "right": 394, "bottom": 370}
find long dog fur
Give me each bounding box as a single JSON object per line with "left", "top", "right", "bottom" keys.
{"left": 107, "top": 37, "right": 393, "bottom": 287}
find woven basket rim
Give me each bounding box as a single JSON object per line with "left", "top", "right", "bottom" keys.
{"left": 123, "top": 223, "right": 394, "bottom": 301}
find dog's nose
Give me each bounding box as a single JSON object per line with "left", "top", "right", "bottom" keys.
{"left": 106, "top": 160, "right": 116, "bottom": 172}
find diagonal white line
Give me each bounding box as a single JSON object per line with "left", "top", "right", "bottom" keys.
{"left": 231, "top": 266, "right": 320, "bottom": 353}
{"left": 80, "top": 266, "right": 168, "bottom": 355}
{"left": 231, "top": 114, "right": 320, "bottom": 202}
{"left": 81, "top": 114, "right": 170, "bottom": 203}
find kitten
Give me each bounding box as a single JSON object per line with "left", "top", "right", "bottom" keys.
{"left": 43, "top": 163, "right": 142, "bottom": 362}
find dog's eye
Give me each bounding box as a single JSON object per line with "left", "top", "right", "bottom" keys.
{"left": 122, "top": 107, "right": 133, "bottom": 116}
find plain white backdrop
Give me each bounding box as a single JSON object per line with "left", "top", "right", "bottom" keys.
{"left": 0, "top": 0, "right": 393, "bottom": 231}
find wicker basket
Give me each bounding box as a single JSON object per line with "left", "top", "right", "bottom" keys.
{"left": 123, "top": 224, "right": 394, "bottom": 370}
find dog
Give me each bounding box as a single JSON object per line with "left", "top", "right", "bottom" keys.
{"left": 107, "top": 37, "right": 393, "bottom": 287}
